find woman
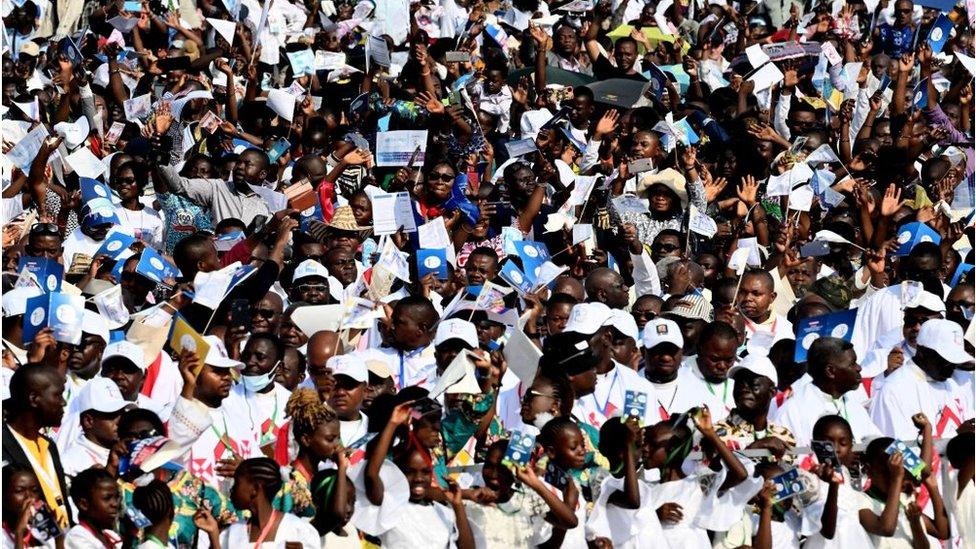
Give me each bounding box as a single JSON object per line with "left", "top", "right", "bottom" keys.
{"left": 276, "top": 389, "right": 342, "bottom": 517}
{"left": 110, "top": 161, "right": 164, "bottom": 250}
{"left": 416, "top": 161, "right": 458, "bottom": 221}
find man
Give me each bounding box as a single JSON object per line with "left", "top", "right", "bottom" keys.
{"left": 663, "top": 294, "right": 713, "bottom": 357}
{"left": 24, "top": 222, "right": 63, "bottom": 260}
{"left": 642, "top": 317, "right": 706, "bottom": 420}
{"left": 584, "top": 268, "right": 630, "bottom": 309}
{"left": 299, "top": 330, "right": 341, "bottom": 399}
{"left": 100, "top": 341, "right": 167, "bottom": 417}
{"left": 157, "top": 148, "right": 277, "bottom": 225}
{"left": 289, "top": 259, "right": 334, "bottom": 305}
{"left": 63, "top": 200, "right": 119, "bottom": 267}
{"left": 433, "top": 318, "right": 479, "bottom": 375}
{"left": 946, "top": 284, "right": 974, "bottom": 332}
{"left": 376, "top": 296, "right": 439, "bottom": 390}
{"left": 607, "top": 310, "right": 641, "bottom": 370}
{"left": 1, "top": 286, "right": 42, "bottom": 367}
{"left": 2, "top": 364, "right": 71, "bottom": 529}
{"left": 324, "top": 246, "right": 360, "bottom": 289}
{"left": 327, "top": 354, "right": 370, "bottom": 447}
{"left": 250, "top": 292, "right": 284, "bottom": 334}
{"left": 773, "top": 337, "right": 882, "bottom": 446}
{"left": 736, "top": 269, "right": 794, "bottom": 351}
{"left": 276, "top": 346, "right": 307, "bottom": 391}
{"left": 676, "top": 321, "right": 739, "bottom": 421}
{"left": 228, "top": 333, "right": 291, "bottom": 452}
{"left": 717, "top": 355, "right": 796, "bottom": 455}
{"left": 63, "top": 311, "right": 109, "bottom": 404}
{"left": 860, "top": 291, "right": 945, "bottom": 392}
{"left": 464, "top": 246, "right": 499, "bottom": 288}
{"left": 60, "top": 378, "right": 129, "bottom": 477}
{"left": 870, "top": 319, "right": 974, "bottom": 441}
{"left": 563, "top": 302, "right": 657, "bottom": 428}
{"left": 180, "top": 336, "right": 262, "bottom": 488}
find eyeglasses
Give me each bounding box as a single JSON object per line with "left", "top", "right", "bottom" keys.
{"left": 123, "top": 428, "right": 159, "bottom": 440}
{"left": 527, "top": 390, "right": 556, "bottom": 399}
{"left": 251, "top": 308, "right": 277, "bottom": 319}
{"left": 30, "top": 223, "right": 60, "bottom": 236}
{"left": 429, "top": 172, "right": 455, "bottom": 182}
{"left": 654, "top": 243, "right": 681, "bottom": 252}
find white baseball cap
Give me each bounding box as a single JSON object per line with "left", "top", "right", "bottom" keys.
{"left": 907, "top": 290, "right": 946, "bottom": 314}
{"left": 563, "top": 302, "right": 613, "bottom": 335}
{"left": 202, "top": 335, "right": 244, "bottom": 368}
{"left": 917, "top": 319, "right": 973, "bottom": 364}
{"left": 77, "top": 377, "right": 129, "bottom": 414}
{"left": 434, "top": 319, "right": 479, "bottom": 349}
{"left": 101, "top": 340, "right": 146, "bottom": 370}
{"left": 82, "top": 310, "right": 110, "bottom": 343}
{"left": 608, "top": 309, "right": 640, "bottom": 343}
{"left": 327, "top": 354, "right": 368, "bottom": 383}
{"left": 292, "top": 259, "right": 330, "bottom": 283}
{"left": 728, "top": 353, "right": 779, "bottom": 386}
{"left": 2, "top": 286, "right": 43, "bottom": 317}
{"left": 641, "top": 318, "right": 683, "bottom": 350}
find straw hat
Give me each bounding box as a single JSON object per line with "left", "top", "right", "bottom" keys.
{"left": 307, "top": 205, "right": 370, "bottom": 243}
{"left": 636, "top": 168, "right": 688, "bottom": 209}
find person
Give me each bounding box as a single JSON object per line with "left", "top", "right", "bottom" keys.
{"left": 220, "top": 457, "right": 321, "bottom": 548}
{"left": 2, "top": 465, "right": 47, "bottom": 549}
{"left": 2, "top": 364, "right": 71, "bottom": 530}
{"left": 131, "top": 480, "right": 176, "bottom": 549}
{"left": 281, "top": 388, "right": 341, "bottom": 517}
{"left": 869, "top": 319, "right": 975, "bottom": 441}
{"left": 859, "top": 291, "right": 945, "bottom": 392}
{"left": 60, "top": 378, "right": 129, "bottom": 477}
{"left": 716, "top": 354, "right": 796, "bottom": 457}
{"left": 735, "top": 269, "right": 794, "bottom": 350}
{"left": 375, "top": 296, "right": 439, "bottom": 390}
{"left": 676, "top": 321, "right": 740, "bottom": 421}
{"left": 359, "top": 400, "right": 476, "bottom": 549}
{"left": 229, "top": 333, "right": 291, "bottom": 453}
{"left": 63, "top": 468, "right": 122, "bottom": 548}
{"left": 308, "top": 465, "right": 357, "bottom": 548}
{"left": 774, "top": 337, "right": 882, "bottom": 446}
{"left": 326, "top": 354, "right": 370, "bottom": 447}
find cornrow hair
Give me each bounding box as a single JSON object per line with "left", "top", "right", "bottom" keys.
{"left": 538, "top": 417, "right": 579, "bottom": 449}
{"left": 286, "top": 388, "right": 339, "bottom": 442}
{"left": 309, "top": 469, "right": 341, "bottom": 535}
{"left": 237, "top": 457, "right": 284, "bottom": 501}
{"left": 132, "top": 479, "right": 174, "bottom": 523}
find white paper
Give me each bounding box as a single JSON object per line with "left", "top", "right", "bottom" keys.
{"left": 107, "top": 15, "right": 140, "bottom": 32}
{"left": 956, "top": 51, "right": 976, "bottom": 77}
{"left": 418, "top": 217, "right": 456, "bottom": 266}
{"left": 207, "top": 17, "right": 236, "bottom": 46}
{"left": 821, "top": 42, "right": 842, "bottom": 66}
{"left": 375, "top": 238, "right": 411, "bottom": 282}
{"left": 54, "top": 117, "right": 90, "bottom": 149}
{"left": 612, "top": 194, "right": 649, "bottom": 215}
{"left": 572, "top": 223, "right": 593, "bottom": 245}
{"left": 314, "top": 50, "right": 346, "bottom": 70}
{"left": 375, "top": 130, "right": 428, "bottom": 167}
{"left": 93, "top": 285, "right": 130, "bottom": 328}
{"left": 429, "top": 351, "right": 475, "bottom": 399}
{"left": 266, "top": 88, "right": 296, "bottom": 122}
{"left": 748, "top": 62, "right": 785, "bottom": 92}
{"left": 735, "top": 237, "right": 763, "bottom": 267}
{"left": 65, "top": 147, "right": 108, "bottom": 179}
{"left": 503, "top": 317, "right": 542, "bottom": 385}
{"left": 291, "top": 304, "right": 344, "bottom": 337}
{"left": 5, "top": 125, "right": 49, "bottom": 172}
{"left": 654, "top": 0, "right": 675, "bottom": 35}
{"left": 367, "top": 34, "right": 391, "bottom": 69}
{"left": 688, "top": 204, "right": 718, "bottom": 237}
{"left": 530, "top": 262, "right": 568, "bottom": 292}
{"left": 745, "top": 44, "right": 770, "bottom": 68}
{"left": 372, "top": 192, "right": 417, "bottom": 236}
{"left": 123, "top": 93, "right": 151, "bottom": 121}
{"left": 788, "top": 185, "right": 815, "bottom": 212}
{"left": 804, "top": 144, "right": 841, "bottom": 165}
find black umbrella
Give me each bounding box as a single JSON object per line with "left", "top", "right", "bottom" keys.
{"left": 586, "top": 78, "right": 654, "bottom": 109}
{"left": 507, "top": 66, "right": 597, "bottom": 87}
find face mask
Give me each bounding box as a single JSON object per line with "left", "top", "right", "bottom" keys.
{"left": 532, "top": 411, "right": 555, "bottom": 430}
{"left": 241, "top": 362, "right": 278, "bottom": 393}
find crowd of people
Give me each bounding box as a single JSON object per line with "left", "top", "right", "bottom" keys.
{"left": 1, "top": 0, "right": 975, "bottom": 546}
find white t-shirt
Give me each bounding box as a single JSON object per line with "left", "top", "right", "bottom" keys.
{"left": 63, "top": 524, "right": 123, "bottom": 549}
{"left": 800, "top": 480, "right": 874, "bottom": 549}
{"left": 62, "top": 227, "right": 103, "bottom": 267}
{"left": 61, "top": 435, "right": 111, "bottom": 478}
{"left": 226, "top": 382, "right": 291, "bottom": 449}
{"left": 179, "top": 391, "right": 262, "bottom": 489}
{"left": 573, "top": 362, "right": 659, "bottom": 430}
{"left": 586, "top": 474, "right": 667, "bottom": 549}
{"left": 374, "top": 346, "right": 438, "bottom": 390}
{"left": 773, "top": 382, "right": 882, "bottom": 447}
{"left": 674, "top": 358, "right": 734, "bottom": 422}
{"left": 339, "top": 412, "right": 369, "bottom": 447}
{"left": 218, "top": 513, "right": 320, "bottom": 549}
{"left": 116, "top": 206, "right": 164, "bottom": 249}
{"left": 869, "top": 360, "right": 973, "bottom": 441}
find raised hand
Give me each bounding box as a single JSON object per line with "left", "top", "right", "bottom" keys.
{"left": 593, "top": 109, "right": 619, "bottom": 141}
{"left": 879, "top": 184, "right": 905, "bottom": 217}
{"left": 737, "top": 175, "right": 759, "bottom": 207}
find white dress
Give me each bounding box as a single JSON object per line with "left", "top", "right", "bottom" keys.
{"left": 586, "top": 474, "right": 667, "bottom": 549}
{"left": 800, "top": 480, "right": 875, "bottom": 549}
{"left": 217, "top": 513, "right": 321, "bottom": 549}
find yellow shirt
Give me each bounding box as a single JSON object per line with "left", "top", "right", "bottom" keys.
{"left": 10, "top": 429, "right": 69, "bottom": 528}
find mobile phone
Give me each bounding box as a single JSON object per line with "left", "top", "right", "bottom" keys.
{"left": 229, "top": 298, "right": 250, "bottom": 330}
{"left": 811, "top": 440, "right": 840, "bottom": 469}
{"left": 267, "top": 137, "right": 290, "bottom": 163}
{"left": 246, "top": 214, "right": 268, "bottom": 237}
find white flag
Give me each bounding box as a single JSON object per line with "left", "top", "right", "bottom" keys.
{"left": 688, "top": 204, "right": 718, "bottom": 237}
{"left": 94, "top": 285, "right": 130, "bottom": 329}
{"left": 813, "top": 230, "right": 852, "bottom": 245}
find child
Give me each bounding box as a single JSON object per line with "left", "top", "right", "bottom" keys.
{"left": 280, "top": 388, "right": 342, "bottom": 517}
{"left": 717, "top": 462, "right": 804, "bottom": 549}
{"left": 309, "top": 465, "right": 358, "bottom": 549}
{"left": 535, "top": 417, "right": 588, "bottom": 548}
{"left": 2, "top": 465, "right": 51, "bottom": 549}
{"left": 586, "top": 417, "right": 664, "bottom": 548}
{"left": 946, "top": 430, "right": 974, "bottom": 548}
{"left": 131, "top": 480, "right": 175, "bottom": 549}
{"left": 64, "top": 468, "right": 123, "bottom": 549}
{"left": 358, "top": 400, "right": 476, "bottom": 548}
{"left": 802, "top": 415, "right": 875, "bottom": 549}
{"left": 463, "top": 439, "right": 578, "bottom": 548}
{"left": 643, "top": 408, "right": 753, "bottom": 548}
{"left": 220, "top": 457, "right": 321, "bottom": 549}
{"left": 861, "top": 436, "right": 949, "bottom": 549}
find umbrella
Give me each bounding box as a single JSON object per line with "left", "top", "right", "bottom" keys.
{"left": 507, "top": 66, "right": 596, "bottom": 87}
{"left": 586, "top": 78, "right": 654, "bottom": 109}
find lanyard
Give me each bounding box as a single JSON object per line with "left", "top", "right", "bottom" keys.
{"left": 251, "top": 511, "right": 282, "bottom": 548}
{"left": 259, "top": 394, "right": 280, "bottom": 443}
{"left": 706, "top": 379, "right": 730, "bottom": 404}
{"left": 399, "top": 352, "right": 406, "bottom": 389}
{"left": 590, "top": 371, "right": 619, "bottom": 417}
{"left": 744, "top": 316, "right": 776, "bottom": 336}
{"left": 211, "top": 417, "right": 241, "bottom": 460}
{"left": 832, "top": 396, "right": 849, "bottom": 421}
{"left": 657, "top": 385, "right": 679, "bottom": 420}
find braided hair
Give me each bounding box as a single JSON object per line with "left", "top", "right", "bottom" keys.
{"left": 132, "top": 479, "right": 174, "bottom": 523}
{"left": 236, "top": 457, "right": 284, "bottom": 502}
{"left": 286, "top": 388, "right": 338, "bottom": 444}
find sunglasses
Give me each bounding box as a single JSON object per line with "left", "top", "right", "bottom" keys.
{"left": 297, "top": 283, "right": 328, "bottom": 292}
{"left": 631, "top": 310, "right": 657, "bottom": 321}
{"left": 30, "top": 222, "right": 60, "bottom": 236}
{"left": 654, "top": 243, "right": 681, "bottom": 252}
{"left": 251, "top": 308, "right": 277, "bottom": 319}
{"left": 429, "top": 172, "right": 455, "bottom": 182}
